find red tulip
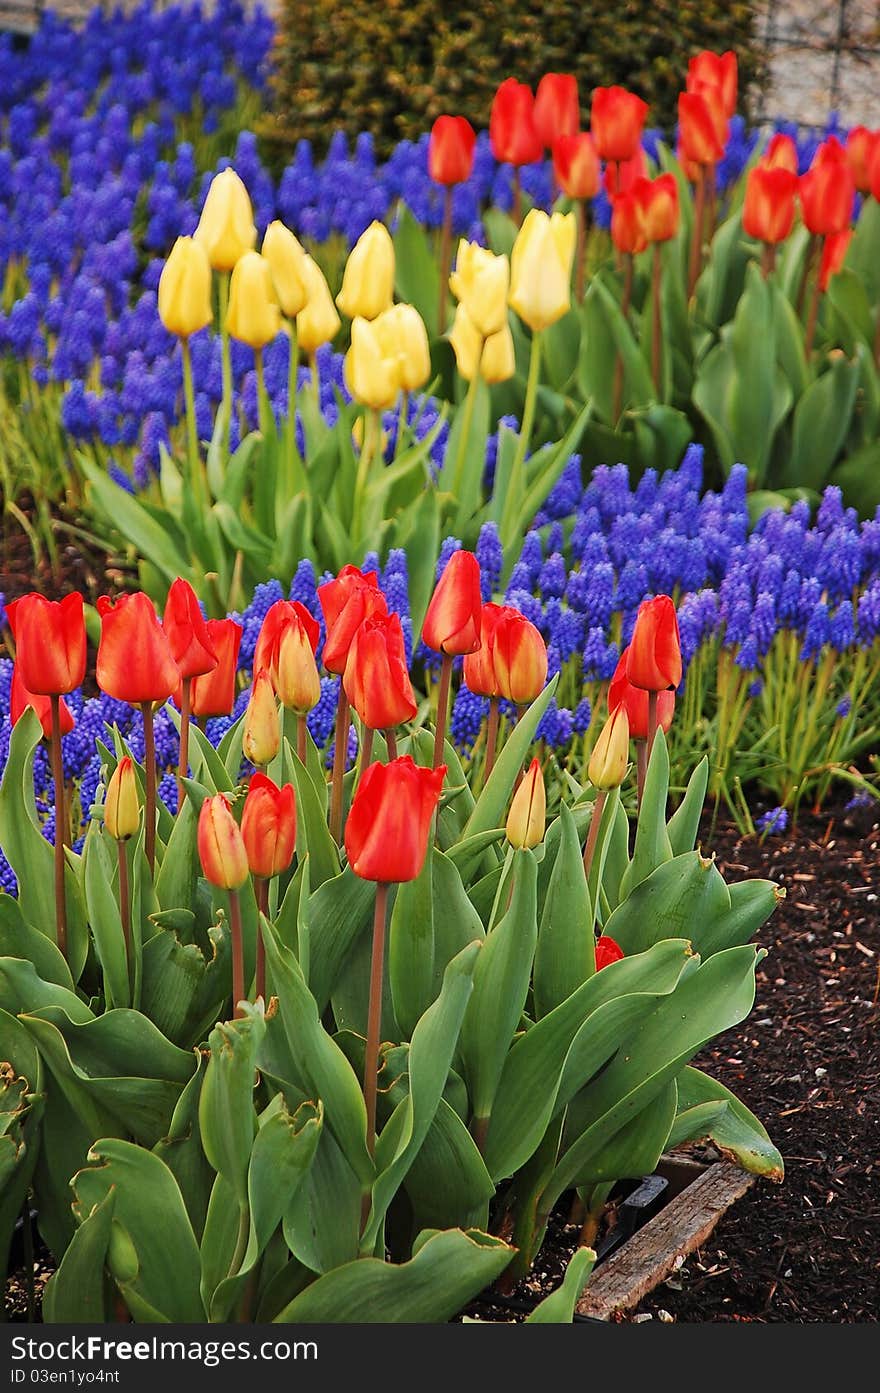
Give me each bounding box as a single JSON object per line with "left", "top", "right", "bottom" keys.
{"left": 463, "top": 602, "right": 504, "bottom": 697}
{"left": 603, "top": 146, "right": 648, "bottom": 198}
{"left": 845, "top": 126, "right": 880, "bottom": 194}
{"left": 421, "top": 550, "right": 482, "bottom": 656}
{"left": 197, "top": 792, "right": 249, "bottom": 890}
{"left": 678, "top": 92, "right": 726, "bottom": 167}
{"left": 429, "top": 115, "right": 477, "bottom": 186}
{"left": 343, "top": 611, "right": 417, "bottom": 731}
{"left": 611, "top": 184, "right": 648, "bottom": 255}
{"left": 163, "top": 577, "right": 217, "bottom": 680}
{"left": 687, "top": 50, "right": 737, "bottom": 118}
{"left": 596, "top": 935, "right": 625, "bottom": 970}
{"left": 742, "top": 165, "right": 799, "bottom": 244}
{"left": 800, "top": 155, "right": 855, "bottom": 237}
{"left": 6, "top": 592, "right": 86, "bottom": 696}
{"left": 552, "top": 132, "right": 600, "bottom": 200}
{"left": 819, "top": 228, "right": 852, "bottom": 292}
{"left": 489, "top": 78, "right": 543, "bottom": 166}
{"left": 534, "top": 73, "right": 579, "bottom": 149}
{"left": 96, "top": 592, "right": 181, "bottom": 705}
{"left": 763, "top": 133, "right": 799, "bottom": 174}
{"left": 345, "top": 756, "right": 445, "bottom": 883}
{"left": 493, "top": 609, "right": 548, "bottom": 704}
{"left": 189, "top": 619, "right": 242, "bottom": 718}
{"left": 641, "top": 174, "right": 680, "bottom": 243}
{"left": 10, "top": 664, "right": 75, "bottom": 739}
{"left": 253, "top": 599, "right": 319, "bottom": 675}
{"left": 317, "top": 566, "right": 388, "bottom": 675}
{"left": 590, "top": 86, "right": 648, "bottom": 164}
{"left": 608, "top": 650, "right": 675, "bottom": 740}
{"left": 626, "top": 596, "right": 682, "bottom": 692}
{"left": 870, "top": 139, "right": 880, "bottom": 201}
{"left": 240, "top": 772, "right": 297, "bottom": 879}
{"left": 813, "top": 135, "right": 848, "bottom": 169}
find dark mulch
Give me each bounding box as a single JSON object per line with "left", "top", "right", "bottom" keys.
{"left": 0, "top": 493, "right": 134, "bottom": 612}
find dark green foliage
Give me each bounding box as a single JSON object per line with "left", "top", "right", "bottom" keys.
{"left": 265, "top": 0, "right": 764, "bottom": 158}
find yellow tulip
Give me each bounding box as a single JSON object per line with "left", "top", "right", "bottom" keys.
{"left": 344, "top": 316, "right": 400, "bottom": 411}
{"left": 336, "top": 220, "right": 395, "bottom": 320}
{"left": 506, "top": 757, "right": 546, "bottom": 850}
{"left": 588, "top": 705, "right": 630, "bottom": 790}
{"left": 104, "top": 756, "right": 140, "bottom": 841}
{"left": 157, "top": 236, "right": 213, "bottom": 339}
{"left": 242, "top": 669, "right": 280, "bottom": 767}
{"left": 296, "top": 256, "right": 341, "bottom": 354}
{"left": 262, "top": 220, "right": 309, "bottom": 319}
{"left": 375, "top": 303, "right": 431, "bottom": 392}
{"left": 449, "top": 303, "right": 515, "bottom": 385}
{"left": 193, "top": 168, "right": 256, "bottom": 273}
{"left": 509, "top": 209, "right": 576, "bottom": 332}
{"left": 449, "top": 240, "right": 510, "bottom": 337}
{"left": 225, "top": 251, "right": 282, "bottom": 351}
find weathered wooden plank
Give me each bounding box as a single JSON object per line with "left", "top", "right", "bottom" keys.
{"left": 576, "top": 1161, "right": 755, "bottom": 1321}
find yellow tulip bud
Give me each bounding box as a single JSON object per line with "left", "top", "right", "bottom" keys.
{"left": 344, "top": 316, "right": 400, "bottom": 411}
{"left": 242, "top": 668, "right": 280, "bottom": 767}
{"left": 296, "top": 255, "right": 341, "bottom": 354}
{"left": 274, "top": 624, "right": 322, "bottom": 715}
{"left": 506, "top": 757, "right": 546, "bottom": 850}
{"left": 449, "top": 303, "right": 515, "bottom": 385}
{"left": 157, "top": 236, "right": 212, "bottom": 340}
{"left": 588, "top": 704, "right": 630, "bottom": 790}
{"left": 226, "top": 251, "right": 282, "bottom": 351}
{"left": 376, "top": 303, "right": 431, "bottom": 392}
{"left": 104, "top": 756, "right": 140, "bottom": 841}
{"left": 336, "top": 220, "right": 395, "bottom": 321}
{"left": 449, "top": 240, "right": 510, "bottom": 337}
{"left": 509, "top": 209, "right": 576, "bottom": 332}
{"left": 193, "top": 168, "right": 256, "bottom": 273}
{"left": 262, "top": 220, "right": 309, "bottom": 319}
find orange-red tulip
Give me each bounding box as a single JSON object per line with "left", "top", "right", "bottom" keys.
{"left": 254, "top": 599, "right": 321, "bottom": 713}
{"left": 96, "top": 593, "right": 180, "bottom": 705}
{"left": 687, "top": 50, "right": 737, "bottom": 118}
{"left": 189, "top": 619, "right": 242, "bottom": 718}
{"left": 345, "top": 756, "right": 445, "bottom": 882}
{"left": 552, "top": 132, "right": 600, "bottom": 200}
{"left": 534, "top": 73, "right": 579, "bottom": 148}
{"left": 163, "top": 577, "right": 217, "bottom": 681}
{"left": 10, "top": 664, "right": 74, "bottom": 738}
{"left": 871, "top": 140, "right": 880, "bottom": 201}
{"left": 463, "top": 602, "right": 504, "bottom": 697}
{"left": 489, "top": 78, "right": 543, "bottom": 166}
{"left": 492, "top": 609, "right": 548, "bottom": 704}
{"left": 678, "top": 92, "right": 726, "bottom": 167}
{"left": 596, "top": 935, "right": 625, "bottom": 970}
{"left": 625, "top": 596, "right": 682, "bottom": 692}
{"left": 763, "top": 133, "right": 799, "bottom": 174}
{"left": 819, "top": 227, "right": 852, "bottom": 292}
{"left": 317, "top": 566, "right": 388, "bottom": 675}
{"left": 603, "top": 146, "right": 648, "bottom": 199}
{"left": 253, "top": 598, "right": 319, "bottom": 675}
{"left": 6, "top": 592, "right": 86, "bottom": 696}
{"left": 611, "top": 184, "right": 648, "bottom": 255}
{"left": 197, "top": 792, "right": 249, "bottom": 890}
{"left": 641, "top": 173, "right": 680, "bottom": 243}
{"left": 742, "top": 165, "right": 799, "bottom": 244}
{"left": 421, "top": 550, "right": 482, "bottom": 656}
{"left": 608, "top": 648, "right": 675, "bottom": 740}
{"left": 800, "top": 154, "right": 855, "bottom": 237}
{"left": 241, "top": 772, "right": 297, "bottom": 879}
{"left": 590, "top": 86, "right": 648, "bottom": 164}
{"left": 429, "top": 115, "right": 477, "bottom": 185}
{"left": 845, "top": 126, "right": 880, "bottom": 194}
{"left": 343, "top": 611, "right": 417, "bottom": 731}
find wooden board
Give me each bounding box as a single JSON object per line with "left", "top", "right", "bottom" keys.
{"left": 576, "top": 1162, "right": 755, "bottom": 1321}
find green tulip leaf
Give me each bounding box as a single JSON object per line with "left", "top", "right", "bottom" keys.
{"left": 534, "top": 803, "right": 594, "bottom": 1018}
{"left": 670, "top": 1066, "right": 784, "bottom": 1180}
{"left": 42, "top": 1189, "right": 115, "bottom": 1325}
{"left": 525, "top": 1245, "right": 596, "bottom": 1323}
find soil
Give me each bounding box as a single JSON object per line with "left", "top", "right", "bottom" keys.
{"left": 0, "top": 493, "right": 134, "bottom": 613}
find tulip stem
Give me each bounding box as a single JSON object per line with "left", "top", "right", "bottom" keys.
{"left": 394, "top": 391, "right": 409, "bottom": 461}
{"left": 651, "top": 243, "right": 663, "bottom": 395}
{"left": 117, "top": 839, "right": 131, "bottom": 986}
{"left": 484, "top": 696, "right": 500, "bottom": 786}
{"left": 647, "top": 690, "right": 659, "bottom": 766}
{"left": 254, "top": 877, "right": 269, "bottom": 1001}
{"left": 438, "top": 186, "right": 454, "bottom": 334}
{"left": 796, "top": 235, "right": 818, "bottom": 317}
{"left": 352, "top": 408, "right": 380, "bottom": 547}
{"left": 297, "top": 713, "right": 308, "bottom": 766}
{"left": 285, "top": 320, "right": 301, "bottom": 488}
{"left": 218, "top": 272, "right": 233, "bottom": 449}
{"left": 140, "top": 702, "right": 157, "bottom": 875}
{"left": 760, "top": 242, "right": 776, "bottom": 280}
{"left": 687, "top": 165, "right": 706, "bottom": 298}
{"left": 636, "top": 737, "right": 647, "bottom": 807}
{"left": 309, "top": 351, "right": 320, "bottom": 404}
{"left": 360, "top": 725, "right": 374, "bottom": 774}
{"left": 512, "top": 168, "right": 522, "bottom": 227}
{"left": 364, "top": 882, "right": 389, "bottom": 1158}
{"left": 449, "top": 361, "right": 483, "bottom": 503}
{"left": 612, "top": 259, "right": 633, "bottom": 422}
{"left": 177, "top": 677, "right": 192, "bottom": 817}
{"left": 511, "top": 328, "right": 543, "bottom": 484}
{"left": 582, "top": 788, "right": 607, "bottom": 886}
{"left": 229, "top": 888, "right": 245, "bottom": 1020}
{"left": 329, "top": 688, "right": 350, "bottom": 844}
{"left": 804, "top": 247, "right": 823, "bottom": 359}
{"left": 575, "top": 199, "right": 590, "bottom": 302}
{"left": 180, "top": 337, "right": 206, "bottom": 511}
{"left": 874, "top": 306, "right": 880, "bottom": 371}
{"left": 433, "top": 653, "right": 453, "bottom": 769}
{"left": 382, "top": 729, "right": 397, "bottom": 762}
{"left": 49, "top": 695, "right": 68, "bottom": 961}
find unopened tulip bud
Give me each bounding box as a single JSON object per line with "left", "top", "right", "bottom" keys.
{"left": 241, "top": 773, "right": 297, "bottom": 880}
{"left": 242, "top": 668, "right": 280, "bottom": 767}
{"left": 595, "top": 935, "right": 625, "bottom": 970}
{"left": 509, "top": 209, "right": 575, "bottom": 333}
{"left": 104, "top": 757, "right": 140, "bottom": 841}
{"left": 262, "top": 220, "right": 309, "bottom": 318}
{"left": 336, "top": 221, "right": 395, "bottom": 321}
{"left": 493, "top": 609, "right": 548, "bottom": 704}
{"left": 626, "top": 595, "right": 682, "bottom": 692}
{"left": 506, "top": 757, "right": 546, "bottom": 850}
{"left": 588, "top": 704, "right": 630, "bottom": 790}
{"left": 274, "top": 619, "right": 321, "bottom": 715}
{"left": 158, "top": 236, "right": 213, "bottom": 340}
{"left": 194, "top": 168, "right": 256, "bottom": 273}
{"left": 197, "top": 793, "right": 249, "bottom": 890}
{"left": 296, "top": 255, "right": 341, "bottom": 353}
{"left": 226, "top": 251, "right": 282, "bottom": 351}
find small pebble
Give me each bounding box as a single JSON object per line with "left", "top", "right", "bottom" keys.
{"left": 657, "top": 1309, "right": 674, "bottom": 1323}
{"left": 815, "top": 1067, "right": 828, "bottom": 1079}
{"left": 632, "top": 1312, "right": 653, "bottom": 1323}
